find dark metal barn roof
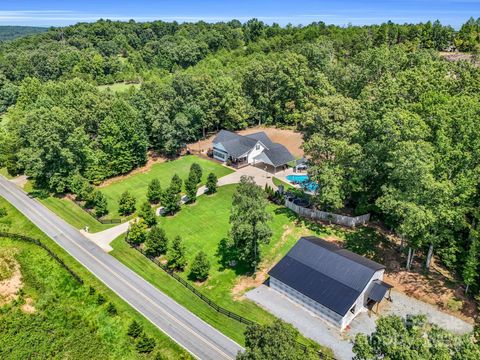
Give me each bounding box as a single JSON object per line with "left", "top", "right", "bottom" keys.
{"left": 268, "top": 236, "right": 387, "bottom": 316}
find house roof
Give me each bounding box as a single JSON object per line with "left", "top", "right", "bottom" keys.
{"left": 367, "top": 280, "right": 393, "bottom": 303}
{"left": 212, "top": 130, "right": 295, "bottom": 166}
{"left": 268, "top": 236, "right": 386, "bottom": 316}
{"left": 212, "top": 130, "right": 258, "bottom": 158}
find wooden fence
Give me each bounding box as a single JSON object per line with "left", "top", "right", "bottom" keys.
{"left": 125, "top": 237, "right": 255, "bottom": 326}
{"left": 285, "top": 198, "right": 370, "bottom": 227}
{"left": 0, "top": 232, "right": 84, "bottom": 284}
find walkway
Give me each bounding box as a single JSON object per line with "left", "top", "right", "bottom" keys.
{"left": 82, "top": 165, "right": 277, "bottom": 252}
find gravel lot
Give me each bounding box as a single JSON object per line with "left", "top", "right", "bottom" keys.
{"left": 246, "top": 285, "right": 473, "bottom": 360}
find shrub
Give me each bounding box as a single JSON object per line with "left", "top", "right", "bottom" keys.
{"left": 189, "top": 251, "right": 210, "bottom": 281}
{"left": 145, "top": 226, "right": 168, "bottom": 257}
{"left": 147, "top": 179, "right": 162, "bottom": 204}
{"left": 168, "top": 235, "right": 186, "bottom": 271}
{"left": 127, "top": 320, "right": 143, "bottom": 338}
{"left": 0, "top": 206, "right": 7, "bottom": 218}
{"left": 96, "top": 293, "right": 106, "bottom": 305}
{"left": 128, "top": 219, "right": 148, "bottom": 245}
{"left": 118, "top": 191, "right": 136, "bottom": 216}
{"left": 138, "top": 201, "right": 157, "bottom": 227}
{"left": 88, "top": 286, "right": 96, "bottom": 295}
{"left": 106, "top": 302, "right": 117, "bottom": 316}
{"left": 206, "top": 172, "right": 217, "bottom": 194}
{"left": 136, "top": 333, "right": 156, "bottom": 353}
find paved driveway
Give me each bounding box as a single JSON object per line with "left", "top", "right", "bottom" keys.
{"left": 246, "top": 285, "right": 473, "bottom": 360}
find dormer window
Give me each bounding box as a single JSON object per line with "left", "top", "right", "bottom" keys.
{"left": 255, "top": 144, "right": 260, "bottom": 150}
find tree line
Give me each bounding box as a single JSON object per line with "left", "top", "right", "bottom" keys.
{"left": 0, "top": 18, "right": 479, "bottom": 296}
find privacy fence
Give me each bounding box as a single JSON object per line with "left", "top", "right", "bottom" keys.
{"left": 285, "top": 198, "right": 370, "bottom": 228}
{"left": 0, "top": 231, "right": 84, "bottom": 284}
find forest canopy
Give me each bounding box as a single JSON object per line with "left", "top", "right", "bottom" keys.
{"left": 0, "top": 17, "right": 479, "bottom": 296}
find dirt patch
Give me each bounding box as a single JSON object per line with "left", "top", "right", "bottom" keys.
{"left": 97, "top": 153, "right": 166, "bottom": 188}
{"left": 0, "top": 251, "right": 22, "bottom": 306}
{"left": 21, "top": 297, "right": 36, "bottom": 314}
{"left": 439, "top": 51, "right": 478, "bottom": 66}
{"left": 188, "top": 127, "right": 304, "bottom": 158}
{"left": 232, "top": 224, "right": 296, "bottom": 299}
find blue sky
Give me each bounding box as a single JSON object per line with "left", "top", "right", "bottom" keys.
{"left": 0, "top": 1, "right": 478, "bottom": 28}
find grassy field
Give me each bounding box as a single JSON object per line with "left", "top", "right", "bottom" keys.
{"left": 0, "top": 167, "right": 13, "bottom": 179}
{"left": 0, "top": 196, "right": 189, "bottom": 359}
{"left": 110, "top": 184, "right": 342, "bottom": 354}
{"left": 39, "top": 196, "right": 113, "bottom": 233}
{"left": 100, "top": 155, "right": 233, "bottom": 217}
{"left": 97, "top": 82, "right": 141, "bottom": 92}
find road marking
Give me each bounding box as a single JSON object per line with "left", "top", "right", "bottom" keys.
{"left": 0, "top": 179, "right": 236, "bottom": 360}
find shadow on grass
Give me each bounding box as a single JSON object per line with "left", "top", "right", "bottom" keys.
{"left": 344, "top": 226, "right": 387, "bottom": 263}
{"left": 216, "top": 237, "right": 254, "bottom": 277}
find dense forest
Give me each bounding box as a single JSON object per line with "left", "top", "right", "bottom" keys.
{"left": 0, "top": 17, "right": 479, "bottom": 297}
{"left": 0, "top": 26, "right": 47, "bottom": 41}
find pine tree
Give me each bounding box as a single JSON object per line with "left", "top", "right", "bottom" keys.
{"left": 147, "top": 178, "right": 162, "bottom": 204}
{"left": 206, "top": 172, "right": 217, "bottom": 194}
{"left": 118, "top": 191, "right": 136, "bottom": 216}
{"left": 170, "top": 174, "right": 183, "bottom": 194}
{"left": 106, "top": 302, "right": 117, "bottom": 316}
{"left": 168, "top": 235, "right": 187, "bottom": 271}
{"left": 189, "top": 251, "right": 210, "bottom": 281}
{"left": 93, "top": 191, "right": 109, "bottom": 217}
{"left": 145, "top": 226, "right": 168, "bottom": 257}
{"left": 184, "top": 173, "right": 198, "bottom": 203}
{"left": 138, "top": 200, "right": 157, "bottom": 227}
{"left": 127, "top": 320, "right": 143, "bottom": 338}
{"left": 96, "top": 293, "right": 106, "bottom": 305}
{"left": 128, "top": 218, "right": 148, "bottom": 245}
{"left": 136, "top": 333, "right": 156, "bottom": 353}
{"left": 161, "top": 186, "right": 180, "bottom": 215}
{"left": 190, "top": 162, "right": 203, "bottom": 184}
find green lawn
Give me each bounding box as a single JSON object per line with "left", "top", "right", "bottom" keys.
{"left": 100, "top": 155, "right": 233, "bottom": 217}
{"left": 0, "top": 167, "right": 13, "bottom": 179}
{"left": 97, "top": 82, "right": 141, "bottom": 92}
{"left": 0, "top": 196, "right": 189, "bottom": 360}
{"left": 110, "top": 184, "right": 341, "bottom": 354}
{"left": 272, "top": 176, "right": 296, "bottom": 190}
{"left": 38, "top": 196, "right": 113, "bottom": 233}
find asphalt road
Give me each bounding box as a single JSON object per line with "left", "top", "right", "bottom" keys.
{"left": 0, "top": 176, "right": 243, "bottom": 360}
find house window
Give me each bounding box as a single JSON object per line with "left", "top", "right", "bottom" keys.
{"left": 255, "top": 144, "right": 260, "bottom": 150}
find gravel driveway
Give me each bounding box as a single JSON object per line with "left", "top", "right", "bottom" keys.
{"left": 246, "top": 285, "right": 473, "bottom": 360}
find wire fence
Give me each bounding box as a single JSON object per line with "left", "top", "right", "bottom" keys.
{"left": 0, "top": 231, "right": 84, "bottom": 284}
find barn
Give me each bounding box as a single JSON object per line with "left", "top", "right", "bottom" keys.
{"left": 268, "top": 236, "right": 392, "bottom": 329}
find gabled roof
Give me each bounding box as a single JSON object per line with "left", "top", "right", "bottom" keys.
{"left": 213, "top": 130, "right": 295, "bottom": 166}
{"left": 212, "top": 130, "right": 257, "bottom": 158}
{"left": 263, "top": 144, "right": 295, "bottom": 167}
{"left": 268, "top": 236, "right": 385, "bottom": 316}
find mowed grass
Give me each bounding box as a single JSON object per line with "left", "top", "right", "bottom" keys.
{"left": 100, "top": 155, "right": 233, "bottom": 217}
{"left": 110, "top": 184, "right": 343, "bottom": 352}
{"left": 0, "top": 196, "right": 189, "bottom": 359}
{"left": 0, "top": 167, "right": 13, "bottom": 179}
{"left": 272, "top": 176, "right": 296, "bottom": 190}
{"left": 38, "top": 196, "right": 113, "bottom": 233}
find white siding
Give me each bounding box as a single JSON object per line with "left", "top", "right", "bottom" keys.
{"left": 247, "top": 142, "right": 265, "bottom": 164}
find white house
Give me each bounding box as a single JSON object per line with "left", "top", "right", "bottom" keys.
{"left": 268, "top": 236, "right": 392, "bottom": 330}
{"left": 212, "top": 130, "right": 295, "bottom": 171}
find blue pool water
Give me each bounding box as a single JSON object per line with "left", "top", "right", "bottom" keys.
{"left": 286, "top": 174, "right": 319, "bottom": 192}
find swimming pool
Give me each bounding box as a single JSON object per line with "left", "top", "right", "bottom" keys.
{"left": 286, "top": 174, "right": 319, "bottom": 192}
